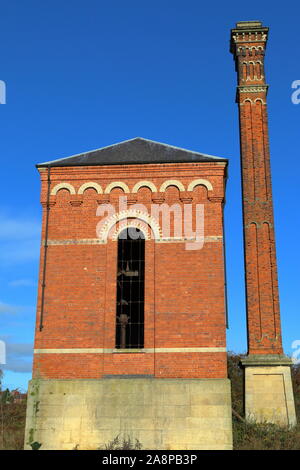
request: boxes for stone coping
[241,354,293,367]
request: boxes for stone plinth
[24,377,233,450]
[241,355,297,426]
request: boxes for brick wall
[33,161,228,379]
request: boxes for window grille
[115,228,145,348]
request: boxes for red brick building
[33,139,228,381]
[25,139,232,450]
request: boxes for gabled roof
[36,137,228,168]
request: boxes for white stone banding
[78,182,103,194]
[104,181,130,194]
[34,347,227,354]
[159,180,185,192]
[51,183,76,195]
[187,179,213,192]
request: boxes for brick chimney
[230,21,283,355]
[230,21,297,425]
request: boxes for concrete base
[24,378,233,450]
[241,355,297,427]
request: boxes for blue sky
[0,1,299,391]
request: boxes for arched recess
[78,182,103,194]
[112,220,151,241]
[241,98,254,105]
[104,182,130,194]
[132,181,157,193]
[51,183,76,195]
[254,98,266,105]
[159,179,185,193]
[187,179,213,192]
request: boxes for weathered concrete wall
[24,378,233,450]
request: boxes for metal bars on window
[115,228,145,348]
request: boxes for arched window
[116,228,145,348]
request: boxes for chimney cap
[230,21,269,53]
[235,20,263,29]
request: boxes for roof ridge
[37,137,142,166]
[136,138,226,160]
[36,137,228,167]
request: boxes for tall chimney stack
[230,21,297,425]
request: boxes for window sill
[112,348,145,353]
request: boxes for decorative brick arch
[241,98,254,105]
[159,179,185,193]
[98,209,161,243]
[187,179,213,192]
[132,180,157,193]
[104,181,130,194]
[111,220,151,241]
[78,182,103,194]
[51,183,76,195]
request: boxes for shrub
[102,435,142,450]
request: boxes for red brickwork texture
[231,25,283,354]
[33,162,228,379]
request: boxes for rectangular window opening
[115,228,145,348]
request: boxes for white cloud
[0,213,41,265]
[6,343,33,357]
[0,240,40,264]
[0,302,20,315]
[0,214,40,240]
[0,301,34,317]
[2,358,32,373]
[8,279,37,287]
[0,342,33,374]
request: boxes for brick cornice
[237,85,268,93]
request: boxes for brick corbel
[180,191,193,204]
[97,194,110,205]
[208,196,224,203]
[152,192,165,204]
[126,196,138,206]
[41,195,56,208]
[70,195,83,206]
[41,201,56,208]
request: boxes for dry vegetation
[0,370,27,450]
[228,352,300,450]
